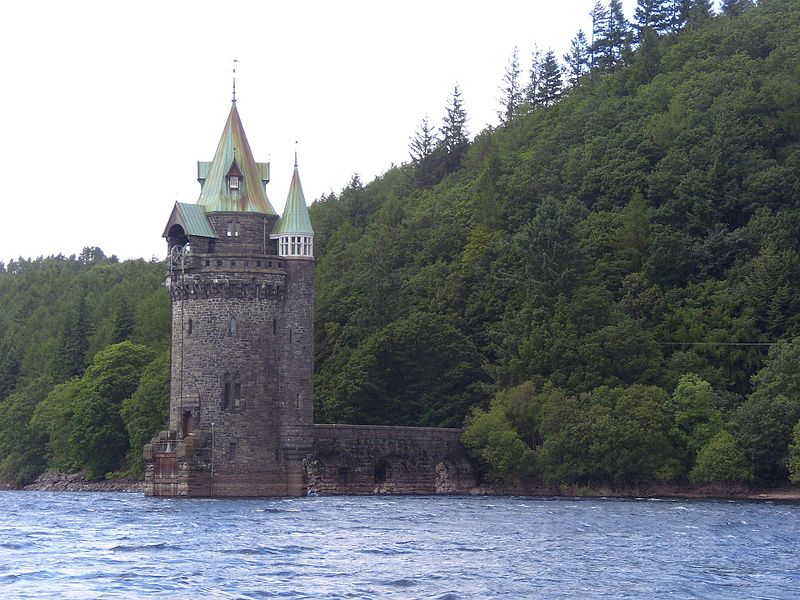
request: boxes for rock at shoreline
[22,471,143,493]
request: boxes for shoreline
[9,472,800,501]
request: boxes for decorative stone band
[167,273,286,302]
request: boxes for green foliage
[68,341,156,478]
[689,430,753,484]
[324,312,486,427]
[733,338,800,483]
[670,374,724,474]
[120,350,170,477]
[0,378,50,485]
[462,402,535,484]
[788,421,800,484]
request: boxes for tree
[615,191,649,272]
[498,47,523,125]
[635,0,671,36]
[733,339,800,483]
[120,350,169,477]
[524,45,544,111]
[564,30,589,87]
[68,341,156,478]
[0,378,49,485]
[0,339,20,402]
[687,0,714,27]
[589,1,609,73]
[439,84,469,174]
[670,374,723,475]
[111,296,135,344]
[536,50,563,107]
[788,421,800,484]
[689,430,753,484]
[409,115,440,188]
[51,296,91,383]
[462,402,535,484]
[721,0,753,18]
[604,0,631,69]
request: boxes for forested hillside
[2,0,800,489]
[0,250,169,484]
[309,0,800,486]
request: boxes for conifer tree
[409,115,440,188]
[667,0,691,31]
[111,296,135,344]
[564,30,590,87]
[589,1,609,73]
[439,84,469,174]
[721,0,753,18]
[635,0,671,37]
[52,297,91,383]
[536,50,564,106]
[687,0,714,27]
[524,45,544,111]
[498,47,523,125]
[606,0,631,68]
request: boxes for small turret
[270,156,314,258]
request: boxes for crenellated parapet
[166,271,286,302]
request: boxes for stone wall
[308,424,477,495]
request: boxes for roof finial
[294,140,298,168]
[232,58,238,103]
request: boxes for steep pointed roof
[271,165,314,236]
[196,103,276,214]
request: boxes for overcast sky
[1,0,642,263]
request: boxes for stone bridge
[308,424,478,495]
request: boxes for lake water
[0,492,798,598]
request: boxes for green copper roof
[271,166,314,236]
[196,103,276,215]
[162,202,218,238]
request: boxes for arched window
[187,318,193,335]
[229,316,237,336]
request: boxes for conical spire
[196,103,276,214]
[271,163,314,236]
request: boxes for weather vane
[294,140,298,167]
[232,58,238,103]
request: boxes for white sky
[0,0,640,263]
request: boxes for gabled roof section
[271,165,314,236]
[196,103,276,215]
[162,202,218,239]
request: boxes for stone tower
[144,101,315,497]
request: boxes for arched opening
[373,455,415,493]
[435,457,477,494]
[167,224,188,249]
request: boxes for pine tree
[606,0,631,68]
[524,45,544,111]
[721,0,753,17]
[51,297,91,382]
[589,1,609,73]
[687,0,714,27]
[667,0,691,31]
[111,296,135,344]
[564,30,590,87]
[439,84,469,174]
[536,50,564,106]
[498,47,523,125]
[409,115,440,188]
[635,0,671,37]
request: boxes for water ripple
[0,492,798,598]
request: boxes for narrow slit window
[188,319,193,335]
[229,316,237,336]
[234,383,241,408]
[229,442,237,461]
[223,373,231,409]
